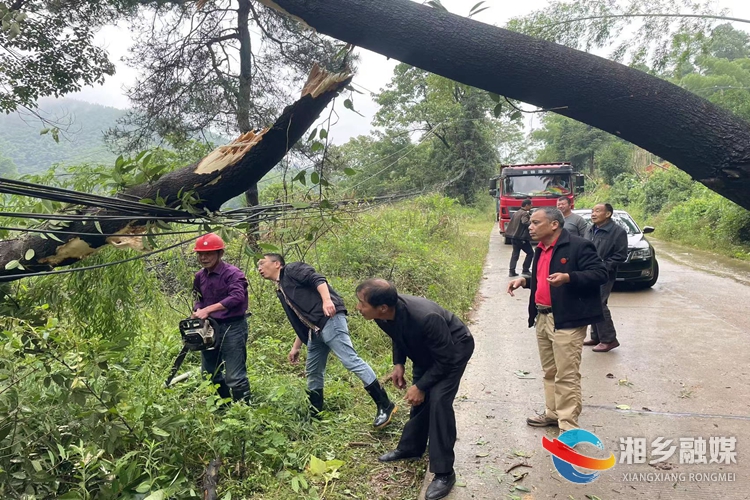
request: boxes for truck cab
[489,163,584,243]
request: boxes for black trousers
[509,239,533,272]
[397,337,474,474]
[591,277,617,344]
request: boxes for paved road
[432,230,750,500]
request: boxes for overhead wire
[0,237,199,283]
[0,177,191,217]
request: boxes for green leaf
[151,426,170,437]
[57,493,82,500]
[24,249,35,261]
[39,128,50,135]
[510,110,523,121]
[426,0,448,11]
[343,99,354,110]
[143,489,165,500]
[311,172,320,184]
[489,92,500,103]
[258,242,280,252]
[135,481,152,493]
[469,6,490,17]
[290,202,311,209]
[493,103,503,118]
[48,233,64,243]
[308,455,327,476]
[94,220,103,234]
[469,1,486,14]
[307,128,317,142]
[319,129,328,139]
[344,167,357,176]
[4,260,19,270]
[291,476,300,493]
[325,459,345,470]
[311,141,324,153]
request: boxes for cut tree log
[264,0,750,210]
[0,65,352,280]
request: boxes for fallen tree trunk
[0,65,352,280]
[264,0,750,210]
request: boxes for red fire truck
[489,163,585,243]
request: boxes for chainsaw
[164,317,219,387]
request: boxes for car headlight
[630,248,652,261]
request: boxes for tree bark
[0,66,352,280]
[264,0,750,210]
[237,0,261,248]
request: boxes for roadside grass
[0,195,493,500]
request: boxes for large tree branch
[263,0,750,210]
[0,65,353,280]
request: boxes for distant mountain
[0,98,127,175]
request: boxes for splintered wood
[193,130,268,176]
[107,225,147,251]
[301,63,352,98]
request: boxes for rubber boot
[364,381,397,429]
[231,385,251,404]
[308,388,324,417]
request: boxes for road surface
[426,230,750,500]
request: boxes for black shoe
[425,471,456,500]
[364,381,397,429]
[521,269,531,276]
[378,449,422,463]
[509,270,518,277]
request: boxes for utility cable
[0,178,191,217]
[0,237,199,283]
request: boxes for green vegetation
[0,194,493,499]
[577,168,750,260]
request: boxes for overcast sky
[70,0,750,145]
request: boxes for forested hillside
[0,99,125,174]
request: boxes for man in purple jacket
[192,233,251,403]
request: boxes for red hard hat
[194,233,225,252]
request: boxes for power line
[0,237,199,283]
[0,177,191,217]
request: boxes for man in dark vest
[355,279,474,500]
[257,254,396,429]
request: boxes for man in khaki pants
[508,207,608,431]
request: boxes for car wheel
[645,260,659,288]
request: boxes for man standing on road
[256,254,396,429]
[192,233,251,403]
[355,279,474,500]
[557,196,588,237]
[507,208,608,431]
[584,203,628,353]
[507,198,533,277]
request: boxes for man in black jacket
[257,254,396,429]
[508,207,608,431]
[355,279,474,500]
[584,203,628,352]
[506,198,533,277]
